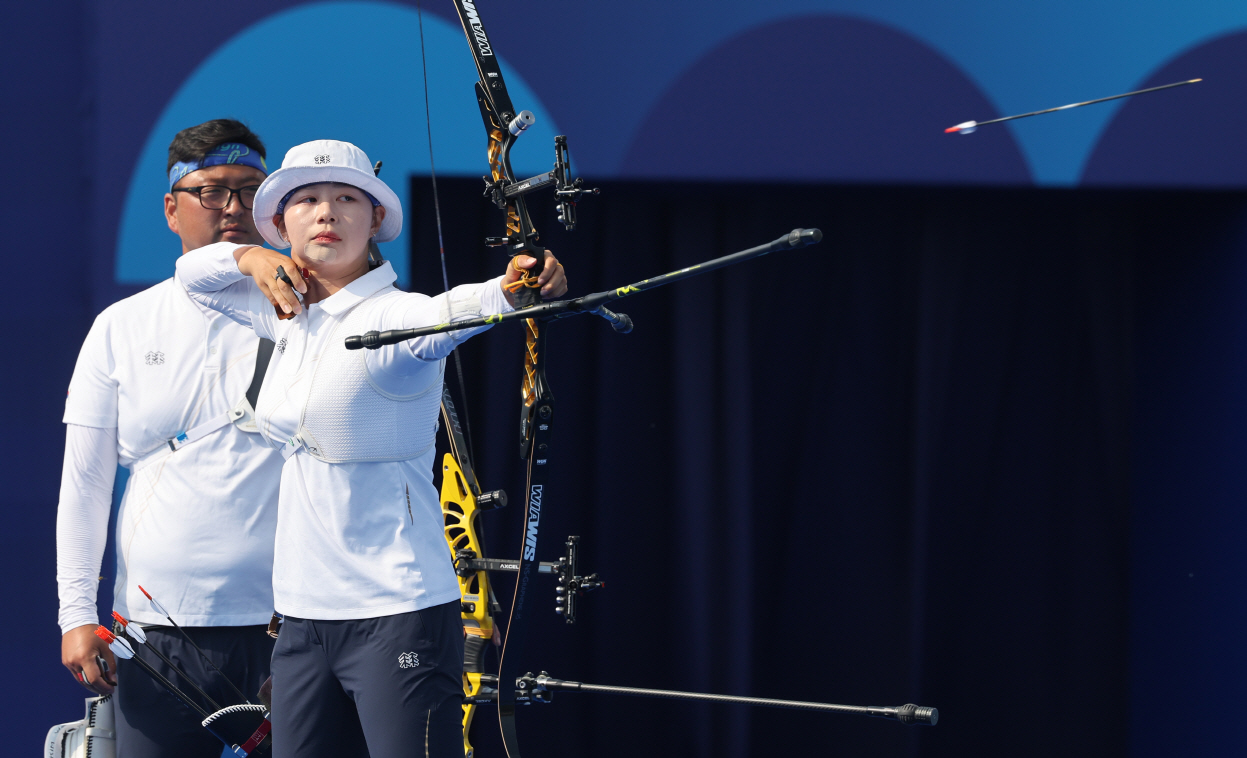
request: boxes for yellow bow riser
[440,452,495,758]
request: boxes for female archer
[175,139,566,756]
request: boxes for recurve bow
[388,4,932,756]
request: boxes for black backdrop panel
[404,177,1151,757]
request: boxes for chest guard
[293,299,444,463]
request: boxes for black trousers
[115,624,274,758]
[270,602,464,758]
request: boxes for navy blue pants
[116,624,274,758]
[270,602,464,758]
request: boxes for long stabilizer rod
[345,228,823,350]
[474,671,938,726]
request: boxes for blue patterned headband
[168,142,268,189]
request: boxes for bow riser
[442,455,496,639]
[476,90,548,306]
[455,5,549,309]
[440,451,496,758]
[443,3,589,755]
[519,319,546,456]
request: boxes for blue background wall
[7,1,1247,755]
[92,0,1247,292]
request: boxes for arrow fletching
[112,611,148,644]
[945,121,977,135]
[138,585,170,617]
[94,626,135,659]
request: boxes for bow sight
[455,535,603,624]
[483,133,599,246]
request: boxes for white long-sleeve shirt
[57,424,118,632]
[58,279,284,632]
[175,242,513,619]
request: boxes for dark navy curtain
[408,179,1173,757]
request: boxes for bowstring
[418,0,477,469]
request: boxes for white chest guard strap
[131,339,274,473]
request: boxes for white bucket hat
[252,139,402,249]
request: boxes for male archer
[57,119,284,757]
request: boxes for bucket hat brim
[252,163,402,250]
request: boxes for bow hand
[503,251,568,307]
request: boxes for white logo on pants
[398,652,420,669]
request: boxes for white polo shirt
[175,242,514,620]
[59,278,284,629]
